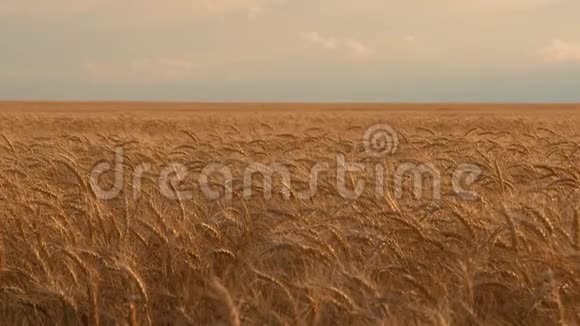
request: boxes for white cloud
[344,39,371,59]
[303,32,338,50]
[85,57,195,83]
[540,39,580,63]
[303,32,371,60]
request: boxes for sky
[0,0,579,102]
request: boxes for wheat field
[0,103,579,325]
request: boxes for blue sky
[1,0,579,102]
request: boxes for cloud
[344,39,370,55]
[540,39,580,63]
[303,32,338,50]
[303,32,371,60]
[344,39,371,58]
[85,57,195,83]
